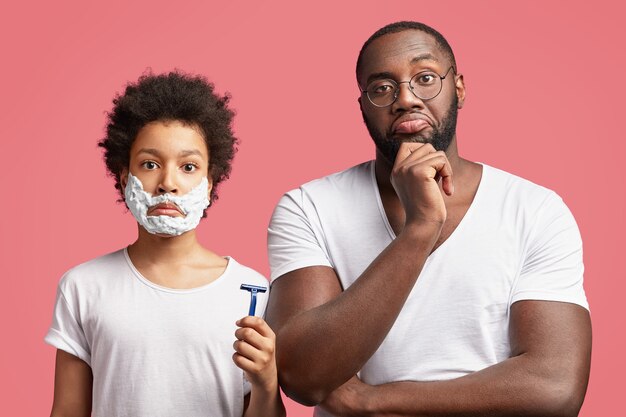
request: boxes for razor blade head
[240,284,268,316]
[240,284,268,293]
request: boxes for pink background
[1,1,624,415]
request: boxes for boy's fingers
[232,352,256,371]
[233,339,264,360]
[236,316,276,339]
[233,343,273,371]
[235,326,275,352]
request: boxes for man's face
[358,30,465,165]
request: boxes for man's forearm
[373,358,583,416]
[333,355,585,417]
[327,302,591,417]
[272,224,440,404]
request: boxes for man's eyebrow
[411,53,439,64]
[364,54,441,85]
[366,72,395,85]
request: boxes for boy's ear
[207,177,213,202]
[120,169,129,189]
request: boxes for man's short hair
[356,21,457,83]
[98,71,238,206]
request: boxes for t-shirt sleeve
[267,190,332,282]
[44,276,92,365]
[511,192,589,309]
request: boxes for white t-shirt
[268,161,588,416]
[45,248,269,417]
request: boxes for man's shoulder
[483,164,560,205]
[287,161,373,199]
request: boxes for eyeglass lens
[366,70,444,107]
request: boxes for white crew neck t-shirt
[45,248,269,417]
[268,161,588,416]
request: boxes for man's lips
[148,203,183,216]
[392,114,431,134]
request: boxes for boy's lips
[148,202,183,216]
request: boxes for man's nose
[392,81,424,112]
[157,167,178,194]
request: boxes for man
[266,21,591,416]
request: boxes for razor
[240,284,268,316]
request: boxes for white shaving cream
[124,172,210,236]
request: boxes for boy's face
[122,120,212,218]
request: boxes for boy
[46,71,285,417]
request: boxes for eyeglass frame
[359,66,456,108]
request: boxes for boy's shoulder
[225,257,268,287]
[59,248,127,288]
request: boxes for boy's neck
[127,226,228,289]
[129,226,204,266]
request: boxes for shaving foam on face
[124,172,210,236]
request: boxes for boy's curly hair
[98,71,238,207]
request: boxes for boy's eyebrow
[178,149,204,157]
[136,148,161,157]
[136,148,204,157]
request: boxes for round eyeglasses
[360,66,456,107]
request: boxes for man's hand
[391,142,453,228]
[233,316,278,392]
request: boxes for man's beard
[363,96,458,164]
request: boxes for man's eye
[371,82,395,95]
[183,164,197,172]
[416,74,436,85]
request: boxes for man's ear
[455,73,466,109]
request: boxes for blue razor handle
[240,284,268,316]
